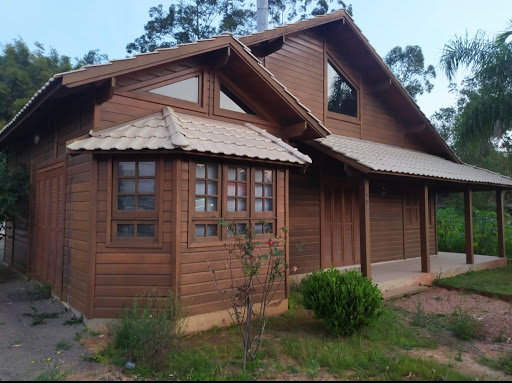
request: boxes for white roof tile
[316,135,512,186]
[68,106,311,165]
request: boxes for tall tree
[384,45,436,101]
[439,22,512,144]
[126,0,353,54]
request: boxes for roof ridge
[162,107,190,148]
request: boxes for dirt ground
[0,266,126,381]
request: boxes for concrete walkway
[373,252,507,293]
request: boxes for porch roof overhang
[67,106,312,166]
[311,134,512,188]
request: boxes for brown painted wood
[87,158,98,318]
[465,189,474,264]
[496,189,506,258]
[419,185,431,273]
[172,158,181,294]
[359,178,371,278]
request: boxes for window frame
[325,54,361,123]
[188,160,277,247]
[127,67,207,113]
[108,158,164,248]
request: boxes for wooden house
[1,11,510,331]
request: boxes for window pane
[264,199,273,211]
[118,196,135,210]
[118,179,135,194]
[264,184,273,197]
[238,198,247,212]
[207,224,217,237]
[264,223,273,234]
[255,199,263,212]
[227,182,236,196]
[228,167,236,181]
[119,162,136,177]
[195,197,206,211]
[207,165,218,179]
[255,169,263,183]
[255,184,263,197]
[238,168,247,181]
[118,224,135,237]
[255,223,263,234]
[195,224,206,237]
[227,198,236,212]
[138,179,155,194]
[139,162,156,177]
[327,61,358,117]
[220,84,256,115]
[237,223,247,235]
[196,164,206,178]
[138,196,155,210]
[149,76,199,103]
[264,170,273,183]
[237,183,247,197]
[207,181,217,195]
[137,224,155,238]
[207,197,217,211]
[196,181,206,195]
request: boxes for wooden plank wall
[178,161,287,317]
[289,170,321,276]
[370,193,405,262]
[92,158,174,318]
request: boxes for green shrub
[300,268,383,336]
[449,308,484,341]
[108,290,184,372]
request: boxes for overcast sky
[1,0,510,117]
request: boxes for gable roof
[240,10,460,164]
[67,106,311,165]
[313,135,512,187]
[0,34,329,143]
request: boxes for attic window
[149,76,199,103]
[327,60,358,118]
[220,83,256,115]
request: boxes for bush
[300,268,383,336]
[109,290,185,371]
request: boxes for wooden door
[322,182,356,268]
[34,163,65,297]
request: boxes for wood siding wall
[92,158,174,318]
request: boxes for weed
[88,330,101,337]
[480,353,512,375]
[82,350,105,363]
[494,329,507,343]
[107,289,184,372]
[434,296,441,301]
[286,365,299,374]
[412,300,428,328]
[30,284,52,301]
[35,366,68,381]
[56,339,72,351]
[0,322,5,325]
[63,315,83,326]
[23,306,59,326]
[74,332,82,342]
[449,308,484,341]
[306,359,320,379]
[455,352,463,362]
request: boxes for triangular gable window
[219,83,257,115]
[149,76,199,104]
[327,60,358,118]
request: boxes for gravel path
[0,266,123,381]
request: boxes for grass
[23,306,59,326]
[56,339,72,351]
[29,284,52,301]
[434,265,512,298]
[448,308,484,341]
[100,288,472,381]
[480,352,512,375]
[63,315,83,326]
[35,366,68,381]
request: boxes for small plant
[74,332,82,342]
[108,289,184,372]
[493,329,507,343]
[30,284,52,301]
[56,339,72,351]
[412,300,428,328]
[35,366,68,381]
[63,315,83,326]
[300,267,383,336]
[455,351,463,362]
[23,306,59,326]
[449,308,484,341]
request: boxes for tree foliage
[384,45,436,101]
[126,0,353,54]
[0,39,108,128]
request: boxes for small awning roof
[314,135,512,187]
[67,106,311,165]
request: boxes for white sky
[0,0,510,118]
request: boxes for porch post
[464,188,474,264]
[419,184,431,273]
[359,178,371,278]
[496,189,506,258]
